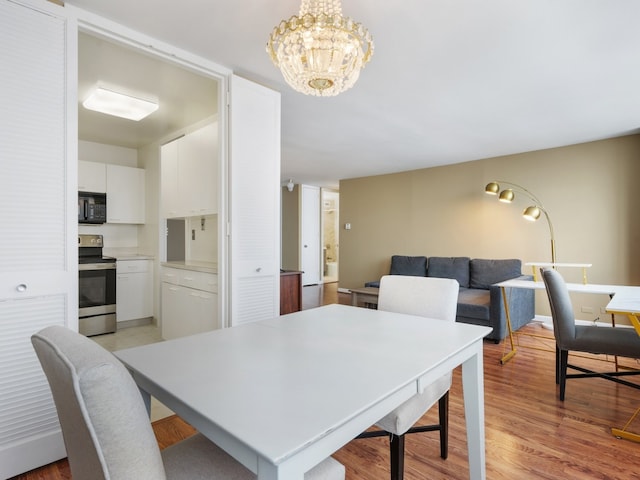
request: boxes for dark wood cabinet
[280,270,302,315]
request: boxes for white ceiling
[70,0,640,189]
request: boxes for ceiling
[70,0,640,189]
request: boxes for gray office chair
[540,268,640,401]
[31,325,345,480]
[356,275,459,480]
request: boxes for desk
[497,280,640,441]
[606,288,640,442]
[495,279,628,364]
[115,304,492,479]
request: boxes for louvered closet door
[0,0,74,477]
[229,75,281,326]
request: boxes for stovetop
[79,255,116,264]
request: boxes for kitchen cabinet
[78,160,106,192]
[161,266,218,340]
[161,123,217,218]
[78,162,145,224]
[116,259,153,322]
[106,164,145,224]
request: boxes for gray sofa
[365,255,535,342]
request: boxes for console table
[280,270,302,315]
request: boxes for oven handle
[79,262,116,271]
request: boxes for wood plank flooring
[12,282,640,479]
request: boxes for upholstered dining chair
[31,325,345,480]
[356,275,459,480]
[540,268,640,401]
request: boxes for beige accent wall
[339,134,640,321]
[281,184,300,270]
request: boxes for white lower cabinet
[162,267,218,340]
[116,259,153,322]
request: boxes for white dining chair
[356,275,459,480]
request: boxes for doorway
[322,189,339,283]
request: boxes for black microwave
[78,192,107,224]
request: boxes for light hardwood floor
[13,282,640,479]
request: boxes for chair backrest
[31,326,167,480]
[540,268,576,348]
[378,275,459,322]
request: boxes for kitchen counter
[103,248,154,261]
[162,260,217,274]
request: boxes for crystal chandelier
[266,0,374,97]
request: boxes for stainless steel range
[78,234,116,336]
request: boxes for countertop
[103,248,154,261]
[162,260,218,274]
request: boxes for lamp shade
[485,182,500,195]
[523,206,541,221]
[498,189,515,203]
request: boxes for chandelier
[266,0,374,97]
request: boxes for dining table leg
[461,341,487,480]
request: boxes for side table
[349,287,379,308]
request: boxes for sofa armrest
[489,274,535,340]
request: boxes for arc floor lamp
[484,181,556,264]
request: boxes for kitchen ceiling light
[82,87,158,121]
[266,0,374,97]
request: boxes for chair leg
[390,433,405,480]
[438,392,449,459]
[559,349,568,401]
[555,344,560,385]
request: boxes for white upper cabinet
[78,160,106,192]
[106,164,145,224]
[161,123,218,218]
[78,161,145,224]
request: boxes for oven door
[79,262,116,317]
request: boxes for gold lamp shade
[498,189,515,203]
[484,182,500,195]
[522,206,541,221]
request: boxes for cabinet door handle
[256,267,262,273]
[16,284,27,292]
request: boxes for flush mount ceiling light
[82,87,159,121]
[266,0,374,97]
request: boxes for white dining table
[114,304,493,479]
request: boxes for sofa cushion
[427,257,470,288]
[457,288,490,320]
[469,258,522,289]
[389,255,428,277]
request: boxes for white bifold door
[228,75,281,326]
[0,0,76,477]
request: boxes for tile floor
[91,324,174,421]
